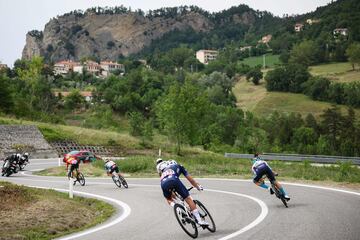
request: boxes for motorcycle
[1,159,19,177]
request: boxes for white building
[196,50,218,64]
[294,23,304,32]
[100,61,125,77]
[333,28,348,37]
[54,60,79,75]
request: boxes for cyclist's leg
[253,170,270,190]
[267,169,289,197]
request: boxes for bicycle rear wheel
[112,175,122,188]
[173,203,198,238]
[194,200,216,232]
[77,172,86,186]
[119,175,128,188]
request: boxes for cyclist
[104,159,124,178]
[252,153,290,201]
[66,156,80,180]
[156,158,209,226]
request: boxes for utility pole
[263,54,266,69]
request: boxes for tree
[302,76,331,100]
[246,67,263,85]
[320,106,344,152]
[289,40,318,66]
[346,43,360,70]
[156,82,209,154]
[64,90,85,110]
[0,75,13,113]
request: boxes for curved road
[2,158,360,240]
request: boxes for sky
[0,0,332,67]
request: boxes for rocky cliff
[22,11,216,62]
[22,6,263,62]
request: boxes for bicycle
[111,171,128,188]
[172,187,216,238]
[68,168,85,186]
[263,174,288,208]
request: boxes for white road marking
[28,185,131,240]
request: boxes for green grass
[240,54,280,68]
[232,77,360,118]
[310,62,360,83]
[0,116,140,147]
[0,181,114,240]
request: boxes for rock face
[22,11,215,62]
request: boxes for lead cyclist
[156,158,209,226]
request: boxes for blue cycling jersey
[160,163,189,181]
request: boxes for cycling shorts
[253,163,276,183]
[69,162,79,172]
[109,165,119,174]
[161,177,189,200]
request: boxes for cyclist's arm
[185,175,200,189]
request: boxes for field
[310,62,360,83]
[240,54,280,68]
[0,181,114,240]
[233,77,360,118]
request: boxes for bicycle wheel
[77,172,86,186]
[119,175,128,188]
[272,184,288,208]
[173,203,198,238]
[112,175,122,188]
[194,200,216,232]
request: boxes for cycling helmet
[24,153,29,157]
[156,161,168,173]
[156,158,163,165]
[16,153,21,159]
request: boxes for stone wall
[0,125,58,159]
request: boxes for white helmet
[24,153,29,157]
[16,153,21,159]
[156,161,168,173]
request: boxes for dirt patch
[0,182,114,240]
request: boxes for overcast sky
[0,0,332,66]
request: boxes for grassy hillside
[240,54,280,68]
[233,77,360,118]
[310,62,360,83]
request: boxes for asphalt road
[2,158,360,240]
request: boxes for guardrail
[224,153,360,165]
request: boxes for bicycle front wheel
[173,203,198,238]
[112,175,122,188]
[194,200,216,232]
[77,172,86,186]
[119,175,128,188]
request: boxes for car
[63,150,101,163]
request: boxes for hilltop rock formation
[22,10,216,62]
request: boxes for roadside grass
[36,154,360,184]
[310,62,360,83]
[240,54,280,68]
[0,181,114,240]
